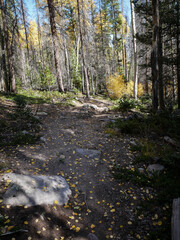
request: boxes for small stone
[22,130,29,135]
[130,141,137,146]
[147,164,164,173]
[88,233,99,240]
[138,168,144,173]
[33,116,40,120]
[164,136,177,147]
[76,148,101,159]
[64,129,75,135]
[104,134,110,138]
[59,155,65,160]
[36,112,48,116]
[40,137,46,143]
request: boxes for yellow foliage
[107,74,144,99]
[19,26,26,49]
[107,74,126,99]
[28,20,39,47]
[118,13,130,36]
[138,82,144,97]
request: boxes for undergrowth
[110,96,180,240]
[107,111,180,140]
[113,164,180,240]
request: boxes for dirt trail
[0,98,138,240]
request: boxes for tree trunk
[64,41,71,90]
[151,0,159,111]
[35,0,44,67]
[158,25,164,110]
[130,0,138,99]
[21,49,26,87]
[0,0,16,93]
[20,0,33,86]
[0,24,9,91]
[77,0,89,97]
[145,0,149,94]
[47,0,64,92]
[91,69,95,95]
[177,0,180,109]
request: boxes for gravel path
[0,100,141,240]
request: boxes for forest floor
[0,93,178,240]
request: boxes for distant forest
[0,0,179,110]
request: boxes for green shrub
[118,95,135,113]
[116,119,141,134]
[13,95,27,110]
[11,133,39,146]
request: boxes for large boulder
[2,173,71,206]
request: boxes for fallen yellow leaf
[8,226,14,231]
[76,227,80,232]
[91,224,95,229]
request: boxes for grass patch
[104,128,119,136]
[11,133,39,146]
[0,89,80,105]
[130,144,143,152]
[113,168,150,186]
[0,133,40,147]
[0,162,7,170]
[108,110,180,140]
[0,93,41,147]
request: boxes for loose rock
[36,112,48,116]
[22,130,29,135]
[76,148,101,159]
[63,129,75,135]
[147,164,164,173]
[40,137,46,143]
[164,136,178,147]
[88,233,99,240]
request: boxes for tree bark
[47,0,64,92]
[177,0,180,109]
[151,0,159,111]
[20,0,33,86]
[64,41,71,90]
[77,0,89,97]
[130,0,138,99]
[0,24,9,91]
[0,0,16,93]
[158,25,164,110]
[145,0,149,94]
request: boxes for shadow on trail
[0,200,112,240]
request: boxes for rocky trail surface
[0,98,146,240]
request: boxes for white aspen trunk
[91,69,95,95]
[21,49,26,87]
[64,43,71,90]
[77,0,89,97]
[130,0,138,100]
[76,35,80,73]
